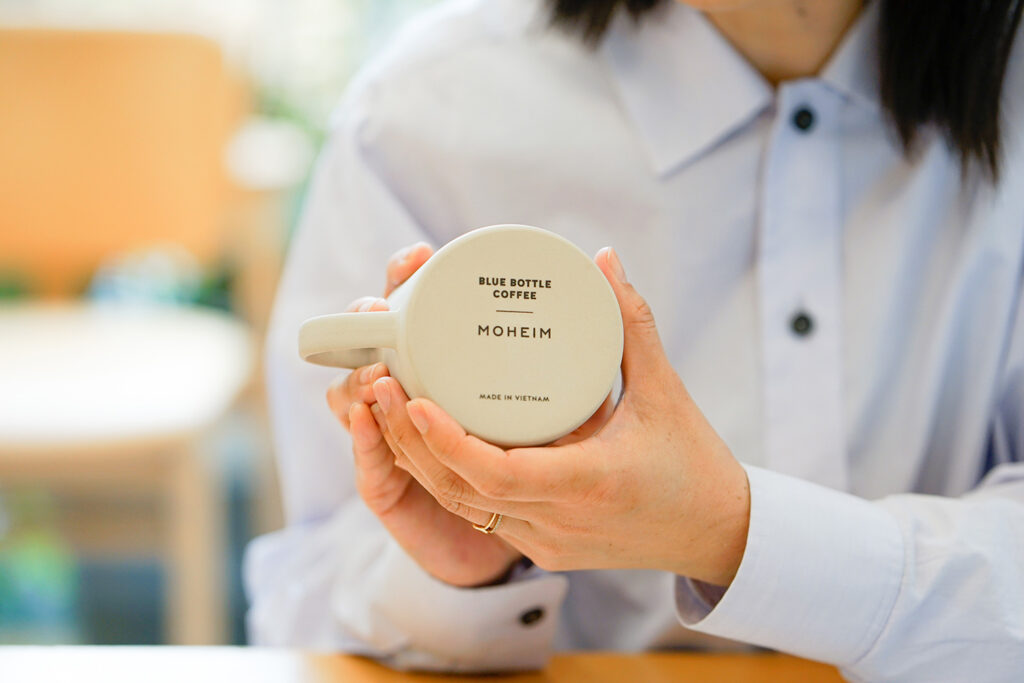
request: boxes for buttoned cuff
[675,465,904,666]
[362,540,568,672]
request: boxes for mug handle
[299,311,399,369]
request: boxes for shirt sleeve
[676,281,1024,681]
[242,91,569,671]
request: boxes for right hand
[326,243,523,587]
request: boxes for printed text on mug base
[479,394,551,402]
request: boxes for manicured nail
[407,401,429,434]
[358,365,373,383]
[396,243,416,265]
[373,378,391,411]
[607,247,627,283]
[369,362,387,381]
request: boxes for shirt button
[790,312,814,337]
[792,106,815,132]
[519,607,545,626]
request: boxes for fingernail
[358,365,373,383]
[607,247,627,283]
[407,401,429,434]
[396,243,415,265]
[369,362,387,381]
[373,378,391,411]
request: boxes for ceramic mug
[299,224,623,446]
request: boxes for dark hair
[548,0,1023,180]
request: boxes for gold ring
[472,512,503,534]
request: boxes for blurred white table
[0,302,253,644]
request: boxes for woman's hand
[325,242,434,430]
[326,243,522,587]
[370,247,751,587]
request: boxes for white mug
[299,224,623,446]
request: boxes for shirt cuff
[350,539,568,672]
[675,464,905,666]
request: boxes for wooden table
[0,647,843,682]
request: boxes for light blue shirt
[245,0,1024,679]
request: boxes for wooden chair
[0,29,254,644]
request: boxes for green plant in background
[86,246,238,313]
[0,490,81,644]
[0,271,32,300]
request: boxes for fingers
[346,296,389,313]
[326,293,392,429]
[372,401,500,532]
[349,401,406,514]
[595,247,668,391]
[385,242,433,297]
[404,397,517,501]
[326,363,389,429]
[372,377,528,519]
[350,402,390,482]
[406,398,594,503]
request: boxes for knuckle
[435,433,469,465]
[328,371,363,407]
[437,494,468,518]
[354,475,386,509]
[354,475,375,501]
[629,296,657,329]
[477,470,513,499]
[325,386,341,411]
[326,390,351,423]
[391,425,416,452]
[438,473,469,504]
[545,513,577,535]
[360,488,396,517]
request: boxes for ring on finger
[472,512,503,534]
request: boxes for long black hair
[549,1,1023,180]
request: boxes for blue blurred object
[87,246,202,305]
[0,491,81,644]
[87,246,235,312]
[77,559,164,645]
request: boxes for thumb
[596,247,666,388]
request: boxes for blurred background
[0,0,434,646]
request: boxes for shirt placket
[758,83,848,491]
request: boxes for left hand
[371,247,750,587]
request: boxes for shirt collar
[819,0,881,111]
[599,3,772,177]
[598,2,881,177]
